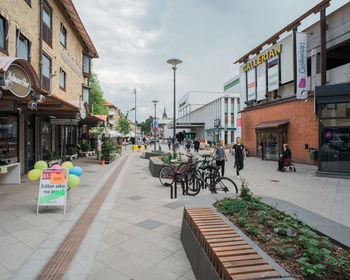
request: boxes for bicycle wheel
[214,177,238,193]
[181,172,202,196]
[159,166,175,186]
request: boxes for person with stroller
[278,143,291,171]
[232,137,246,179]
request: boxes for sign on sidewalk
[36,168,69,215]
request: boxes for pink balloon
[51,164,62,171]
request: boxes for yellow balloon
[34,160,48,171]
[28,169,41,181]
[68,174,80,187]
[62,161,73,170]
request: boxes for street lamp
[167,58,182,154]
[152,99,159,150]
[133,88,137,140]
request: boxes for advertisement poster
[247,68,256,101]
[296,32,308,99]
[256,62,266,101]
[267,56,279,92]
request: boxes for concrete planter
[144,152,167,159]
[148,157,167,177]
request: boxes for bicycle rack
[167,172,189,199]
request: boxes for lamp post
[167,58,182,154]
[133,88,137,140]
[152,100,159,150]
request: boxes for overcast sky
[74,0,347,122]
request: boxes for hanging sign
[4,64,32,97]
[37,168,68,215]
[267,57,279,92]
[247,68,256,101]
[296,32,308,99]
[256,62,266,101]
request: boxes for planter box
[47,159,61,167]
[65,154,78,161]
[149,157,166,177]
[144,152,167,159]
[79,151,96,157]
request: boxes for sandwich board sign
[37,168,69,215]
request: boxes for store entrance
[26,115,35,171]
[256,130,287,161]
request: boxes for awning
[205,128,218,132]
[251,119,289,129]
[168,122,204,129]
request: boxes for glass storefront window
[319,127,350,173]
[0,116,18,163]
[41,122,52,155]
[320,103,350,118]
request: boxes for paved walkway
[0,145,349,279]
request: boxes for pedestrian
[168,137,171,150]
[185,138,192,153]
[96,136,102,160]
[212,140,227,176]
[232,137,246,179]
[278,143,291,171]
[193,138,200,153]
[175,139,180,153]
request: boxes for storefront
[316,83,350,175]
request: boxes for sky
[73,0,348,122]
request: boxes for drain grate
[35,156,128,280]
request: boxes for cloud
[73,0,348,122]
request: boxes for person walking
[193,138,200,153]
[212,140,227,176]
[232,137,246,179]
[168,137,171,150]
[278,143,291,171]
[185,138,192,153]
[96,136,102,160]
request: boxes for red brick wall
[241,98,318,164]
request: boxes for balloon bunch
[27,160,83,188]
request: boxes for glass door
[26,115,35,170]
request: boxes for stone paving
[0,144,349,280]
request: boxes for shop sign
[37,169,68,214]
[0,166,8,174]
[214,119,221,127]
[243,44,281,72]
[247,68,256,101]
[0,100,16,112]
[296,32,308,99]
[267,56,279,92]
[4,64,31,97]
[50,119,79,125]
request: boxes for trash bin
[309,148,318,160]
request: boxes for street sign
[37,168,69,215]
[153,121,158,127]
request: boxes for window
[25,0,31,6]
[82,86,90,105]
[59,68,66,90]
[82,54,90,75]
[42,0,52,46]
[16,30,30,61]
[0,15,8,52]
[60,23,67,48]
[41,121,52,157]
[0,115,18,163]
[42,53,51,91]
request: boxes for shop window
[42,0,52,46]
[0,15,8,53]
[41,122,52,158]
[320,103,350,118]
[82,54,90,75]
[16,30,30,61]
[60,23,67,48]
[59,68,66,90]
[0,115,18,163]
[42,53,51,92]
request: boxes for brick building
[0,0,98,173]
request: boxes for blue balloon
[69,166,83,177]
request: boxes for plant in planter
[81,143,90,152]
[66,144,77,155]
[42,149,53,161]
[214,183,350,280]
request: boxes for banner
[267,57,279,92]
[256,62,266,101]
[296,32,308,99]
[247,68,256,101]
[240,65,247,109]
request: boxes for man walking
[232,137,246,179]
[212,140,227,176]
[193,138,200,153]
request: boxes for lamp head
[167,58,182,66]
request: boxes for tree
[139,116,153,134]
[89,72,108,115]
[116,112,131,136]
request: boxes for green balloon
[34,161,48,171]
[28,169,41,181]
[62,161,74,170]
[68,174,80,187]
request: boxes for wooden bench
[184,207,283,280]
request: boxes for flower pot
[101,160,105,165]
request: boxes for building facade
[236,0,350,175]
[0,0,98,173]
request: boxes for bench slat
[232,270,280,280]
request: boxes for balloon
[34,161,48,171]
[68,174,80,187]
[28,169,41,181]
[62,161,73,170]
[51,164,62,171]
[69,166,83,177]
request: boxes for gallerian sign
[4,64,32,97]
